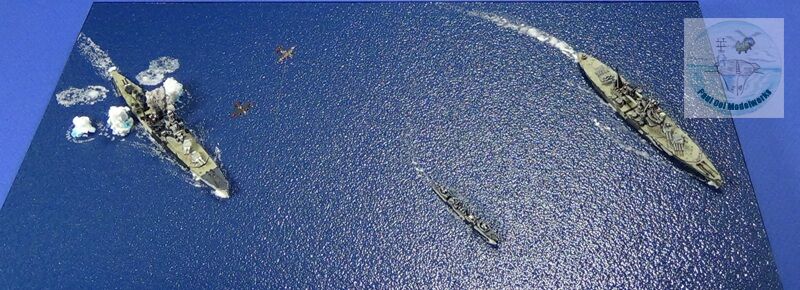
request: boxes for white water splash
[469,11,578,62]
[55,85,108,107]
[70,116,96,138]
[107,106,134,137]
[214,146,222,163]
[136,56,180,86]
[77,33,116,79]
[94,121,113,139]
[65,117,97,144]
[65,128,95,144]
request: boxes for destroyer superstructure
[109,67,230,198]
[577,53,723,188]
[426,179,500,246]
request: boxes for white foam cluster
[107,106,134,136]
[470,11,578,62]
[77,33,116,79]
[136,57,180,86]
[70,116,96,138]
[163,77,184,104]
[55,85,108,107]
[144,78,184,112]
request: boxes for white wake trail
[470,11,578,62]
[592,118,655,161]
[77,33,116,79]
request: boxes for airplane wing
[278,54,290,63]
[231,102,242,118]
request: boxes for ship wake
[469,11,578,62]
[563,79,656,162]
[126,123,222,190]
[591,117,700,181]
[126,124,199,185]
[592,118,656,161]
[77,33,116,80]
[412,161,431,182]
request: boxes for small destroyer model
[109,67,231,198]
[577,53,723,188]
[426,178,500,246]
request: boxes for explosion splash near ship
[577,53,724,188]
[109,67,230,198]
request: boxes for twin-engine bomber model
[109,67,231,198]
[577,53,724,188]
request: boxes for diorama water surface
[0,3,780,288]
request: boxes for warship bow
[109,67,231,198]
[577,53,723,188]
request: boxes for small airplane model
[276,45,296,64]
[231,101,253,118]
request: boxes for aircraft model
[276,45,296,64]
[231,101,253,118]
[726,30,761,54]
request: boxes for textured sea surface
[0,2,781,288]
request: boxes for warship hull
[577,53,723,188]
[109,68,230,198]
[429,182,499,246]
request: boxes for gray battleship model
[426,179,500,246]
[108,67,231,198]
[578,53,723,188]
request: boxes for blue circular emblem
[687,20,783,115]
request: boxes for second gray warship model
[427,179,500,246]
[577,53,723,188]
[109,67,231,198]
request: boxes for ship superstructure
[109,67,230,198]
[422,176,499,246]
[577,53,723,188]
